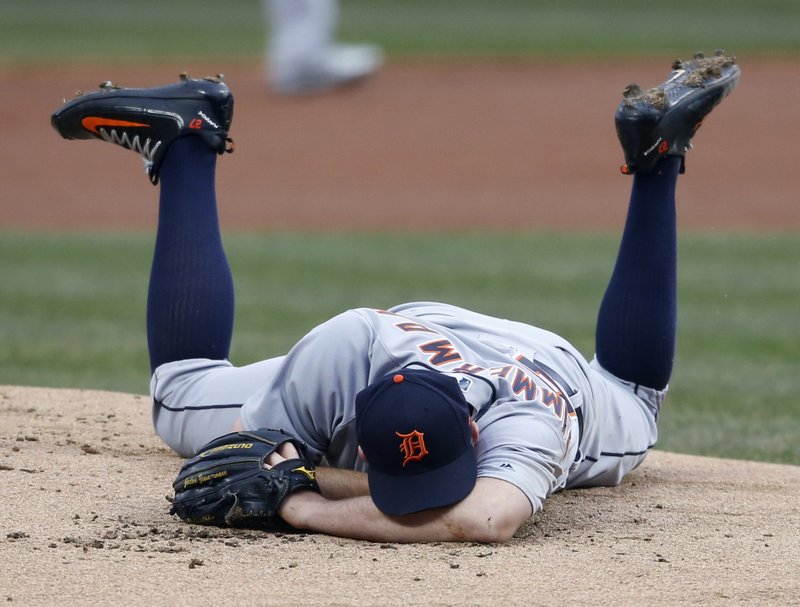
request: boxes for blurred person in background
[264,0,383,95]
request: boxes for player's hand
[264,440,301,467]
[168,428,319,527]
[263,440,317,526]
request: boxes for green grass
[2,0,797,470]
[1,0,798,64]
[1,231,798,465]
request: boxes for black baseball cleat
[615,50,740,175]
[51,74,234,184]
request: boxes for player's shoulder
[347,304,430,322]
[387,301,463,316]
[310,308,376,335]
[306,306,439,347]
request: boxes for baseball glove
[168,428,320,527]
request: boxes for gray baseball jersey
[152,302,663,513]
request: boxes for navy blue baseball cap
[355,369,477,516]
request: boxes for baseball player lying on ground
[51,51,739,543]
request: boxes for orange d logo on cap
[395,429,428,467]
[355,368,477,516]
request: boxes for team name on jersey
[377,310,577,431]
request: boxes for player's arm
[264,421,533,542]
[314,467,370,499]
[278,477,532,543]
[231,416,370,499]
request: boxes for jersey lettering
[381,311,576,435]
[418,339,463,366]
[395,321,437,334]
[515,354,577,432]
[451,363,487,374]
[515,354,576,397]
[540,387,564,420]
[511,368,538,401]
[488,365,513,379]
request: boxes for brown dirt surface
[2,385,799,606]
[2,58,798,231]
[2,60,799,605]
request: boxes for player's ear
[469,418,480,444]
[357,446,368,462]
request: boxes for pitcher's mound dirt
[2,385,798,605]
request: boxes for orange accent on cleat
[81,116,150,135]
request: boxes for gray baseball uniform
[152,301,663,513]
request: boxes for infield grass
[1,231,798,465]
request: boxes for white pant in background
[264,0,383,94]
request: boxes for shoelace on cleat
[97,127,161,164]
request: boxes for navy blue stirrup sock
[595,156,680,390]
[146,136,234,372]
